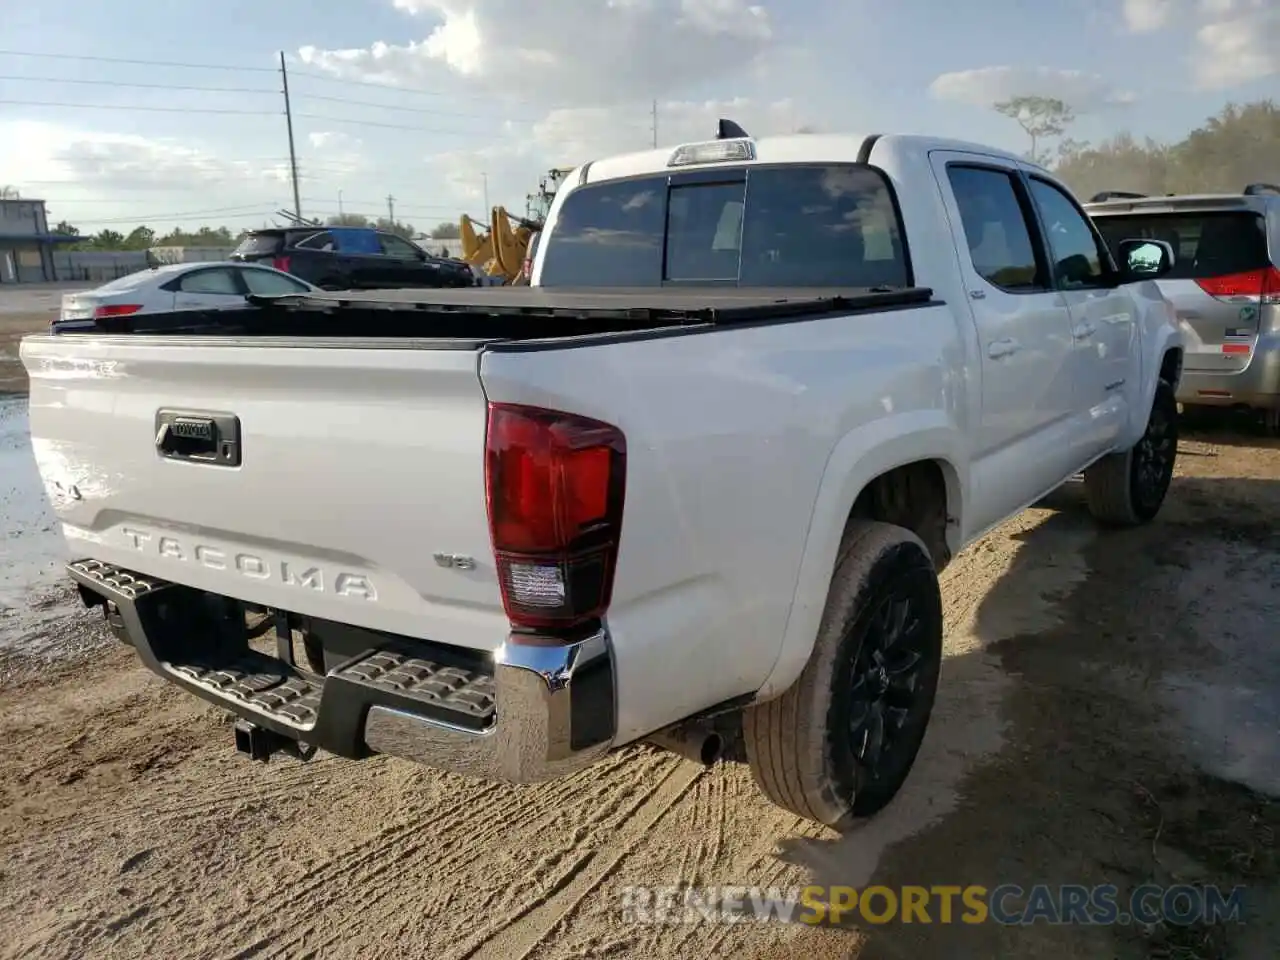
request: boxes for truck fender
[1119,291,1183,449]
[754,410,967,701]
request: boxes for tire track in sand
[214,749,674,958]
[454,758,705,960]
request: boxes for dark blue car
[230,226,474,290]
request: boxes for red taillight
[485,403,626,634]
[92,304,143,318]
[1195,266,1280,300]
[272,256,291,274]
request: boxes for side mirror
[1117,238,1174,282]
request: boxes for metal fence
[52,248,235,283]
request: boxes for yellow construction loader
[459,206,540,284]
[458,168,572,284]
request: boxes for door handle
[987,338,1020,359]
[1073,321,1097,340]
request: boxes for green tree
[1054,99,1279,199]
[429,221,461,240]
[91,229,126,250]
[51,220,80,237]
[327,213,372,227]
[994,95,1075,165]
[375,217,416,239]
[124,225,156,250]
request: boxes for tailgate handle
[155,410,242,467]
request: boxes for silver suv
[1085,184,1280,433]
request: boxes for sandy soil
[0,319,1277,957]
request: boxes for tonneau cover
[251,285,934,324]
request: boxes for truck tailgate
[20,335,506,650]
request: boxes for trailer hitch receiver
[233,720,317,763]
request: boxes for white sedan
[57,261,318,329]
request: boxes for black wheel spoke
[886,650,921,678]
[885,705,910,731]
[858,702,886,770]
[847,587,934,783]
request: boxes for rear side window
[739,166,908,287]
[539,181,665,285]
[946,166,1044,291]
[178,269,240,294]
[294,231,336,251]
[232,233,283,256]
[1093,212,1270,280]
[240,268,311,295]
[379,234,422,258]
[538,164,909,288]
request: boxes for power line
[0,98,277,116]
[0,99,532,134]
[72,210,280,226]
[0,48,557,109]
[294,91,537,122]
[299,196,459,211]
[51,202,273,218]
[0,49,277,73]
[288,68,552,109]
[292,112,521,135]
[0,74,277,95]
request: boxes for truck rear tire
[743,520,943,830]
[1083,378,1178,526]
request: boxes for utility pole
[279,51,302,221]
[651,100,658,148]
[386,194,395,223]
[338,190,344,217]
[481,172,489,212]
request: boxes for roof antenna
[716,118,749,140]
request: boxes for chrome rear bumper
[68,559,616,783]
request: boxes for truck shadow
[1179,406,1280,450]
[764,472,1280,960]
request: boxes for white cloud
[426,96,802,209]
[1122,0,1176,32]
[296,0,774,106]
[1115,0,1279,89]
[928,66,1136,112]
[1193,3,1279,88]
[1,120,293,193]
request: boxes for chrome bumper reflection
[363,629,616,783]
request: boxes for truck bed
[63,285,935,341]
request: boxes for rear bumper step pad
[68,559,615,782]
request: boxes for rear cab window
[1092,210,1271,281]
[539,164,910,288]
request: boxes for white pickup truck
[21,128,1183,829]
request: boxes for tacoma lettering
[118,527,376,599]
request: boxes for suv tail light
[485,403,626,635]
[92,304,143,318]
[1195,266,1280,303]
[272,256,292,274]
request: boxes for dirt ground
[1,305,1277,958]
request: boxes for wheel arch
[754,411,967,701]
[1121,293,1184,448]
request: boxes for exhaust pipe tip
[699,731,724,766]
[647,725,724,767]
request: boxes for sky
[0,0,1277,236]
